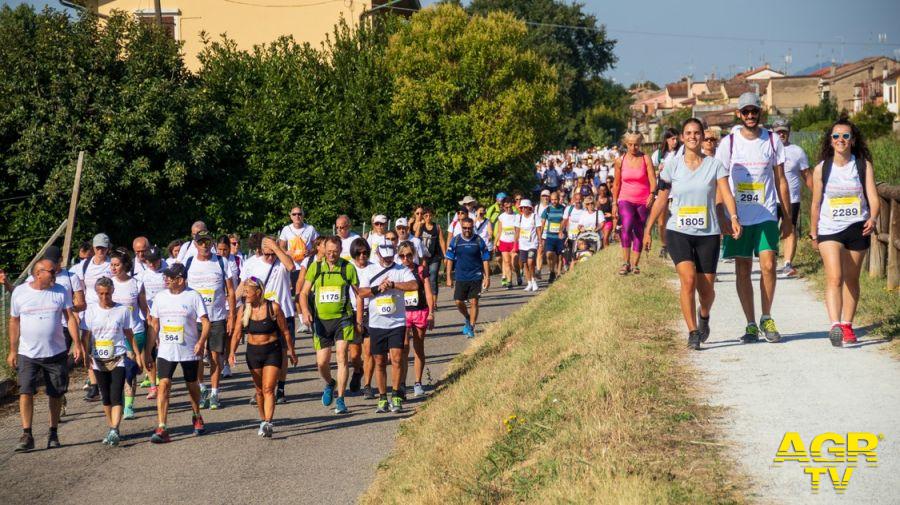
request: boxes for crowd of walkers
[1,92,881,452]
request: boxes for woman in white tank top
[809,119,880,347]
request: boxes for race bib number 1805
[736,182,765,204]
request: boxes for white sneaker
[531,281,539,291]
[257,421,266,437]
[221,364,232,378]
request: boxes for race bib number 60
[375,296,395,315]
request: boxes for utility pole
[61,151,85,269]
[154,0,162,26]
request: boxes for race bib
[677,206,708,229]
[830,196,862,222]
[161,325,185,345]
[501,226,515,241]
[375,296,395,315]
[736,182,765,204]
[318,286,342,304]
[548,222,560,233]
[404,290,419,308]
[197,288,215,306]
[94,339,114,358]
[264,291,276,301]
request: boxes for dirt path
[0,274,537,505]
[688,260,899,504]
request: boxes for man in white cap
[394,218,425,263]
[74,233,113,401]
[367,214,389,250]
[771,118,811,277]
[458,195,478,219]
[715,92,792,344]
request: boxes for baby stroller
[574,231,601,264]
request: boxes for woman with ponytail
[229,277,296,438]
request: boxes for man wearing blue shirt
[445,218,491,338]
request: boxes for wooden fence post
[888,198,900,291]
[869,193,889,278]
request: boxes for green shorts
[124,331,146,353]
[313,317,355,351]
[722,221,779,259]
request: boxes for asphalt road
[0,273,538,505]
[687,260,899,504]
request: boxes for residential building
[883,69,900,131]
[766,76,821,114]
[70,0,420,71]
[814,56,898,112]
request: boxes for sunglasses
[831,133,852,140]
[374,222,386,226]
[397,253,413,259]
[291,212,303,216]
[230,241,238,245]
[739,108,760,116]
[336,225,349,229]
[461,227,474,231]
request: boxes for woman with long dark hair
[652,128,683,260]
[809,118,880,347]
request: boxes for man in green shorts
[299,236,359,414]
[715,92,793,343]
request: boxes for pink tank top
[619,154,651,204]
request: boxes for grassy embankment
[363,250,743,504]
[794,135,900,353]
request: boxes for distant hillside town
[630,56,900,139]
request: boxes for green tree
[852,103,895,140]
[790,98,840,132]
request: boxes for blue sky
[10,0,900,86]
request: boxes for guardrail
[868,183,900,290]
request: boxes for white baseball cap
[519,199,533,208]
[372,214,388,224]
[395,218,409,228]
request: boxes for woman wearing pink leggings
[612,132,656,274]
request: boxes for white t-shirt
[150,288,207,362]
[279,223,319,268]
[25,269,83,326]
[75,257,112,306]
[367,232,387,250]
[516,213,540,250]
[339,232,361,260]
[715,127,786,225]
[137,268,167,309]
[10,283,73,359]
[111,277,145,334]
[80,303,132,366]
[132,258,167,276]
[359,263,415,330]
[577,209,605,233]
[782,144,810,204]
[496,213,518,244]
[240,255,295,317]
[349,260,374,312]
[564,206,586,236]
[186,257,235,322]
[474,219,493,251]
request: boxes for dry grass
[362,249,745,504]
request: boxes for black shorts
[246,341,283,369]
[518,249,537,263]
[290,269,300,296]
[95,366,126,407]
[818,221,870,251]
[156,357,200,383]
[667,230,721,274]
[777,202,801,232]
[17,351,69,397]
[199,320,228,354]
[368,326,405,356]
[454,280,482,301]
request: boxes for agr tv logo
[773,432,882,493]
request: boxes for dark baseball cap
[42,245,62,264]
[144,246,162,262]
[193,230,213,243]
[162,263,187,279]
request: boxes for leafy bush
[852,103,895,140]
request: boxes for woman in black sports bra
[228,277,297,438]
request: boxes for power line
[0,188,71,204]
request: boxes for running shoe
[147,386,158,400]
[740,323,760,344]
[828,324,844,347]
[463,323,475,339]
[760,317,781,343]
[375,398,389,413]
[397,386,407,402]
[322,382,335,407]
[349,372,362,393]
[275,388,286,404]
[500,278,509,288]
[123,405,135,420]
[150,427,170,444]
[687,330,702,351]
[262,422,274,438]
[334,397,348,414]
[82,378,91,390]
[840,324,858,345]
[46,432,60,449]
[257,421,266,437]
[15,433,34,452]
[390,395,403,413]
[209,392,220,410]
[139,376,152,388]
[548,272,557,284]
[107,429,120,447]
[413,383,425,397]
[782,263,798,278]
[199,386,210,409]
[192,414,206,436]
[101,431,112,446]
[659,246,668,259]
[221,364,232,378]
[516,274,523,286]
[84,384,100,402]
[363,386,376,400]
[697,310,711,343]
[249,395,258,406]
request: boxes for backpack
[184,255,228,293]
[821,156,868,207]
[310,258,354,317]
